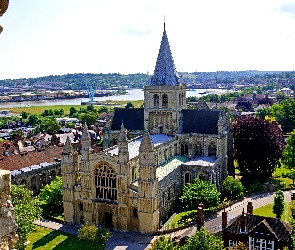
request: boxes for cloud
[277,2,295,18]
[119,25,153,36]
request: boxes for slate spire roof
[151,22,179,86]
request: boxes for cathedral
[61,23,234,234]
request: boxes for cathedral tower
[144,22,186,135]
[138,131,159,233]
[61,136,79,223]
[116,123,130,230]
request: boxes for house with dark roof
[222,202,292,249]
[61,22,234,234]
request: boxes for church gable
[180,109,221,134]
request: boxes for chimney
[240,209,246,234]
[222,209,227,230]
[197,203,204,230]
[247,202,253,214]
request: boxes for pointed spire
[118,122,128,143]
[151,22,179,86]
[139,131,154,152]
[81,123,90,141]
[62,136,73,155]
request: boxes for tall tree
[38,176,63,214]
[233,117,284,183]
[273,190,285,219]
[222,176,244,200]
[78,223,112,250]
[282,130,295,170]
[11,185,42,250]
[150,235,175,250]
[181,227,224,250]
[180,179,220,210]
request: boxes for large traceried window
[154,94,159,107]
[94,162,117,200]
[162,94,168,107]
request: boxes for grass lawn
[8,100,144,115]
[26,226,97,250]
[253,202,292,222]
[168,210,197,229]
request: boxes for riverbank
[8,100,144,115]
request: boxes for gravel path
[34,190,293,249]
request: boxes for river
[0,88,228,108]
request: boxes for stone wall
[158,165,182,223]
[0,170,18,250]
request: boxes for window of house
[162,94,168,107]
[228,240,238,247]
[94,162,117,200]
[208,144,217,157]
[154,94,159,107]
[248,237,274,250]
[162,192,165,207]
[168,188,170,200]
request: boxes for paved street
[34,190,293,249]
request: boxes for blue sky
[1,0,295,80]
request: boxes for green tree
[233,117,284,184]
[150,235,175,250]
[222,176,244,200]
[78,223,112,250]
[20,111,28,119]
[28,114,41,126]
[38,176,63,214]
[181,227,223,250]
[80,113,97,127]
[37,118,61,135]
[273,190,285,219]
[9,129,25,141]
[70,107,77,117]
[125,102,134,108]
[282,130,295,170]
[288,169,295,185]
[11,185,42,250]
[180,179,220,210]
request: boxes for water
[0,88,227,108]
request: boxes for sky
[1,0,295,80]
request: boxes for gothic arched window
[184,172,192,184]
[94,162,117,200]
[195,143,202,156]
[208,144,217,157]
[154,94,159,107]
[162,94,168,108]
[181,142,188,156]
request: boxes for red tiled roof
[0,146,63,171]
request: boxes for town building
[222,202,292,250]
[61,23,234,234]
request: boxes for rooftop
[107,134,173,159]
[157,156,188,181]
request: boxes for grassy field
[253,202,292,222]
[26,226,96,250]
[8,100,144,115]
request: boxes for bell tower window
[162,94,168,108]
[154,94,159,107]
